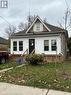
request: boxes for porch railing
[31,49,35,54]
[21,48,35,56]
[21,49,28,56]
[24,49,28,54]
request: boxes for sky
[0,0,71,38]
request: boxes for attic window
[36,23,40,31]
[33,22,43,32]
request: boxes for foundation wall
[9,54,64,63]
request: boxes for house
[11,16,68,62]
[0,37,8,51]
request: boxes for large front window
[19,41,23,51]
[44,40,49,51]
[51,40,57,51]
[13,41,17,51]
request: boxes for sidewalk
[0,82,71,95]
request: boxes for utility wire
[0,16,12,26]
[0,16,18,31]
[65,0,69,8]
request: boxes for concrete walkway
[0,82,71,95]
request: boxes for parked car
[0,51,9,64]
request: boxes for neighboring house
[11,16,68,62]
[0,37,8,51]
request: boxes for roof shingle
[0,37,8,44]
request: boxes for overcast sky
[0,0,71,38]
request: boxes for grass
[0,61,22,70]
[0,60,71,92]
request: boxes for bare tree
[18,22,28,31]
[18,15,36,31]
[64,8,71,30]
[5,25,16,38]
[5,25,16,48]
[27,15,36,26]
[43,17,47,23]
[58,1,71,78]
[58,0,71,31]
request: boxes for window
[33,21,43,32]
[19,41,23,51]
[36,23,40,31]
[13,41,17,51]
[44,40,49,51]
[35,23,41,31]
[51,40,57,51]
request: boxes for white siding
[35,37,61,55]
[11,36,61,55]
[11,39,28,54]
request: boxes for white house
[11,16,68,61]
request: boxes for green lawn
[0,60,71,92]
[0,61,21,70]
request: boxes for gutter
[11,32,64,39]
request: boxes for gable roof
[0,37,8,44]
[11,16,67,38]
[14,24,66,36]
[45,23,65,32]
[26,16,51,33]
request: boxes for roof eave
[11,32,63,39]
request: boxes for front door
[29,39,35,54]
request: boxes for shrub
[25,54,44,65]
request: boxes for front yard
[0,61,21,70]
[0,60,71,92]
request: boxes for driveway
[0,82,71,95]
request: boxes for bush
[25,54,44,65]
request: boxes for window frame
[35,22,41,31]
[13,41,17,51]
[44,40,49,51]
[51,40,57,51]
[19,41,23,51]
